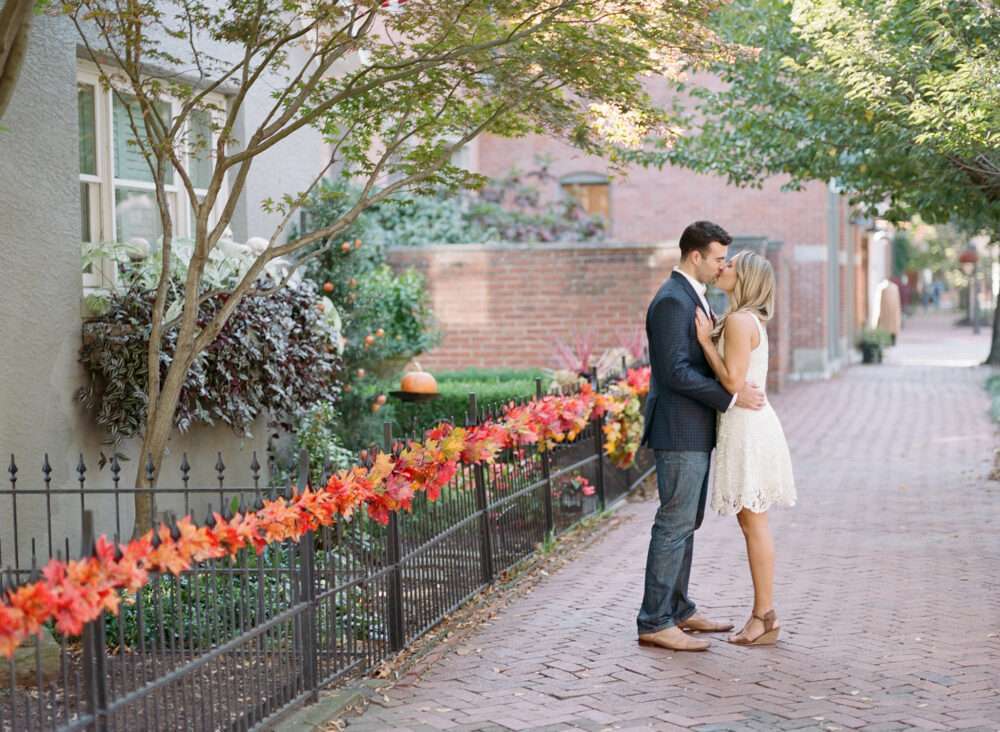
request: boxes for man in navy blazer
[636,221,766,652]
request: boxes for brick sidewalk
[343,316,999,732]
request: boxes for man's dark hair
[679,221,732,259]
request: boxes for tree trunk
[130,346,196,536]
[987,290,1000,367]
[131,424,171,537]
[0,0,33,120]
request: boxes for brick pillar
[765,240,790,393]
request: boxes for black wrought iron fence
[1,374,653,732]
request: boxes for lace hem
[711,490,796,516]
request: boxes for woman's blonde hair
[712,250,775,340]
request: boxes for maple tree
[15,0,731,532]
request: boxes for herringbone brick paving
[345,315,999,732]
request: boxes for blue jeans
[636,450,710,635]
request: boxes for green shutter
[78,84,97,176]
[190,109,213,189]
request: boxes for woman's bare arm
[694,310,759,394]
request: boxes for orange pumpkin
[400,362,438,394]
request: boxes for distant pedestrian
[877,280,902,346]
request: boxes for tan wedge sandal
[727,609,780,646]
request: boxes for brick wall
[389,242,792,391]
[464,74,865,382]
[389,243,677,372]
[475,131,831,251]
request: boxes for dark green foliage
[102,544,384,650]
[389,369,546,437]
[298,182,441,450]
[651,0,1000,230]
[79,278,342,440]
[892,233,913,278]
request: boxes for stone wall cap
[387,241,682,253]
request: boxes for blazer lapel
[670,271,709,316]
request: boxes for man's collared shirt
[672,267,713,318]
[671,267,738,409]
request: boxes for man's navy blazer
[640,271,733,452]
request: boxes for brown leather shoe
[678,613,735,633]
[637,626,710,652]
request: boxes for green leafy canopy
[641,0,1000,232]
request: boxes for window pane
[563,182,609,220]
[81,182,93,243]
[189,109,213,189]
[450,144,471,171]
[82,182,93,273]
[78,84,97,175]
[115,186,162,244]
[113,95,173,184]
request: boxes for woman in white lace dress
[694,250,796,646]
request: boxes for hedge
[390,368,546,435]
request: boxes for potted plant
[556,473,597,513]
[858,327,891,364]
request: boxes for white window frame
[78,61,228,292]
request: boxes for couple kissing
[636,221,796,652]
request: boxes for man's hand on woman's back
[735,382,766,410]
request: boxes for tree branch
[0,0,33,120]
[190,100,512,357]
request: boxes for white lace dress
[711,315,797,516]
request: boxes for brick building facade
[388,130,893,388]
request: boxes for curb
[270,679,392,731]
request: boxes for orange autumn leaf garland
[0,367,649,657]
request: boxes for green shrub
[857,327,892,348]
[296,182,440,451]
[436,367,546,384]
[272,403,359,486]
[987,373,1000,424]
[101,542,386,650]
[390,368,545,435]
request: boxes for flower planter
[861,342,882,364]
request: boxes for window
[77,62,227,291]
[449,138,477,172]
[560,172,610,222]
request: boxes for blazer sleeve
[650,296,734,413]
